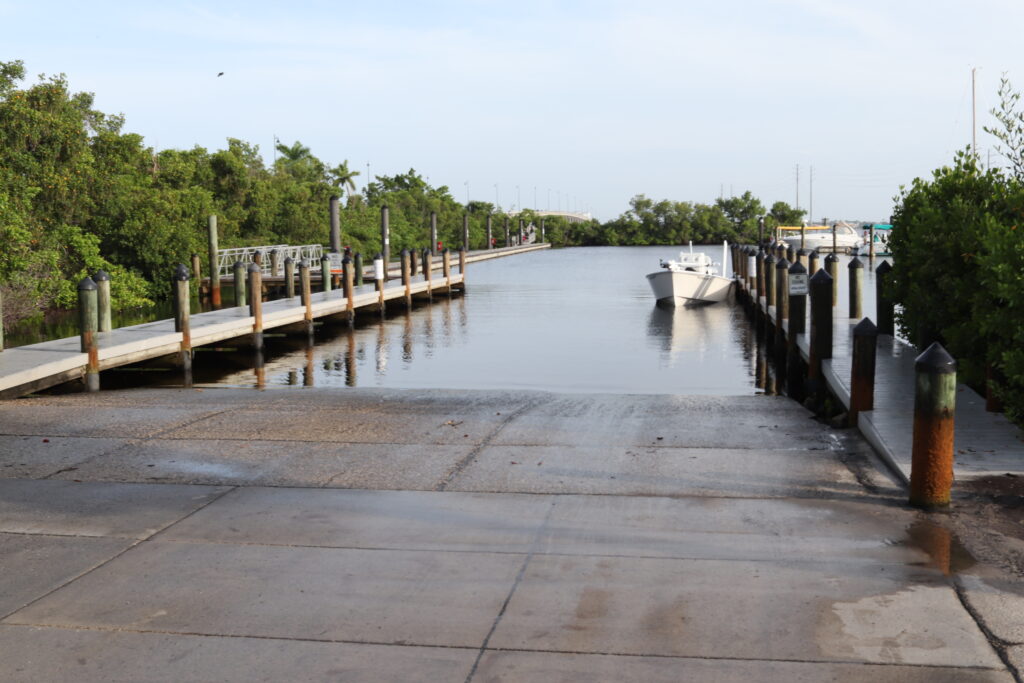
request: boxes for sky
[4,0,1024,223]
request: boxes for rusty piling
[909,343,958,509]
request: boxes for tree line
[0,58,803,329]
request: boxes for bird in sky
[217,72,224,77]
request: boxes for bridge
[507,210,593,225]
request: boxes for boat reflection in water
[645,302,753,390]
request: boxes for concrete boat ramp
[1,387,1022,681]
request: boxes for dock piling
[248,263,263,348]
[786,261,808,401]
[270,249,280,278]
[848,258,864,319]
[77,277,99,392]
[173,264,192,385]
[343,254,354,325]
[876,260,894,336]
[233,261,246,307]
[808,269,833,384]
[300,260,313,338]
[321,254,332,293]
[94,270,112,333]
[775,258,790,371]
[849,318,877,425]
[825,253,840,306]
[284,257,295,298]
[191,253,202,289]
[208,215,221,307]
[354,253,364,287]
[909,343,958,509]
[808,250,819,276]
[401,249,412,308]
[442,248,452,293]
[374,253,386,315]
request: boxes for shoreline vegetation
[1,59,804,331]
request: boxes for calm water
[121,245,756,395]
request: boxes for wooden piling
[173,264,192,385]
[909,343,957,509]
[233,261,246,307]
[94,270,112,332]
[786,261,808,401]
[808,269,833,383]
[848,258,864,319]
[248,263,263,348]
[300,260,313,337]
[825,253,840,306]
[343,255,355,325]
[423,247,433,299]
[410,249,419,276]
[443,248,452,292]
[763,252,776,310]
[284,257,295,298]
[374,253,386,315]
[876,260,894,335]
[458,248,467,291]
[849,318,877,425]
[208,215,221,307]
[755,247,765,303]
[380,206,390,278]
[354,253,364,287]
[775,258,790,373]
[77,277,99,392]
[191,253,202,288]
[401,249,412,308]
[269,249,280,277]
[808,250,819,275]
[321,254,332,293]
[430,211,438,254]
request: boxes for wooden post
[300,260,313,337]
[253,251,263,267]
[774,257,789,361]
[848,258,864,319]
[374,253,386,315]
[755,247,765,302]
[248,263,263,348]
[849,318,877,425]
[401,249,412,308]
[459,248,467,291]
[910,343,957,509]
[94,270,112,332]
[191,253,202,288]
[808,250,819,276]
[321,254,332,293]
[825,253,840,306]
[354,253,364,287]
[486,214,493,249]
[284,257,295,298]
[173,264,192,385]
[78,277,99,392]
[797,247,809,271]
[786,261,808,401]
[410,249,419,276]
[269,249,280,277]
[808,269,833,383]
[329,195,341,253]
[208,215,221,307]
[763,252,776,313]
[876,260,894,335]
[463,214,470,251]
[233,261,246,307]
[430,211,438,254]
[786,244,795,263]
[380,205,390,279]
[442,248,452,292]
[343,254,355,325]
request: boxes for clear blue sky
[4,0,1023,222]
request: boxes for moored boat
[778,222,863,254]
[646,242,734,306]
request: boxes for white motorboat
[646,242,734,306]
[778,222,863,254]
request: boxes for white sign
[789,273,808,296]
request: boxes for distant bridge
[508,210,593,225]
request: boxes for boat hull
[646,270,734,306]
[781,234,861,254]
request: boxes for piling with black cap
[786,261,808,401]
[354,252,364,287]
[284,257,295,298]
[849,318,877,425]
[430,211,438,254]
[909,343,958,509]
[442,248,452,292]
[207,215,221,307]
[94,270,112,332]
[233,260,246,307]
[380,206,390,278]
[173,264,192,384]
[875,260,894,335]
[825,252,840,306]
[808,269,833,383]
[848,257,864,318]
[78,276,99,392]
[321,254,332,293]
[786,244,795,263]
[269,249,280,278]
[248,263,263,348]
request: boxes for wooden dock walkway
[736,250,1024,483]
[0,244,548,400]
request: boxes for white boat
[778,222,863,254]
[646,242,734,306]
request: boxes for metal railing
[216,245,324,277]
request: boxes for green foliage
[889,150,1024,422]
[984,75,1024,181]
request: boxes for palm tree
[329,159,360,197]
[275,140,311,162]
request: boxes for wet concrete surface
[0,387,1021,681]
